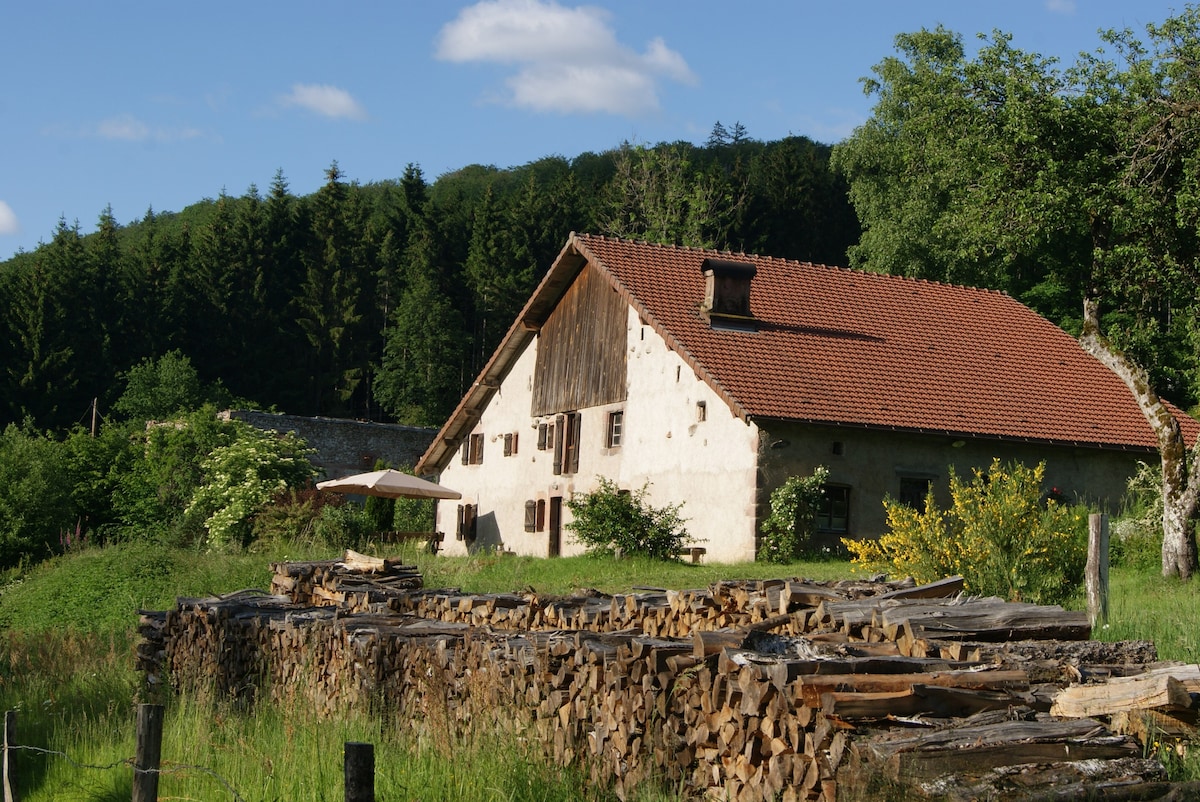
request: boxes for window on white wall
[606,410,624,448]
[461,433,484,465]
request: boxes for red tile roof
[573,234,1198,451]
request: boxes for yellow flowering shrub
[844,459,1088,604]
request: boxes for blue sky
[0,1,1185,259]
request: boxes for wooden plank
[796,669,1029,707]
[874,575,965,600]
[1051,669,1199,718]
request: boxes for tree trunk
[1079,296,1199,580]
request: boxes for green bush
[759,467,829,563]
[184,425,316,551]
[1111,460,1165,570]
[312,502,376,549]
[110,406,238,545]
[845,459,1089,604]
[565,478,690,560]
[0,423,78,568]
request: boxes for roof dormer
[700,258,757,330]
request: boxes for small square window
[462,433,483,465]
[606,410,624,448]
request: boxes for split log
[1051,664,1200,719]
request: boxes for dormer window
[700,258,757,329]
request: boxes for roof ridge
[577,232,1012,295]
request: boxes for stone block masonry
[225,410,436,479]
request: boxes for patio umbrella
[316,469,462,500]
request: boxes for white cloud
[278,84,368,121]
[91,115,205,143]
[1046,0,1076,14]
[0,201,18,236]
[436,0,696,117]
[97,114,151,141]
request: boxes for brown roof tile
[574,234,1198,451]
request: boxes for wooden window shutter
[567,412,581,474]
[464,504,477,541]
[524,500,537,532]
[552,415,564,475]
[504,433,513,457]
[461,442,469,465]
[511,432,518,454]
[537,423,548,450]
[456,504,465,539]
[536,499,546,532]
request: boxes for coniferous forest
[0,133,861,433]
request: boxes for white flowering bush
[185,426,316,551]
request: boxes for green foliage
[311,502,377,549]
[184,425,316,550]
[249,487,335,547]
[831,13,1200,408]
[2,136,858,433]
[110,407,237,545]
[112,349,229,421]
[362,460,396,534]
[393,495,435,534]
[845,459,1089,604]
[0,423,77,569]
[565,478,691,560]
[759,467,830,563]
[1112,460,1167,570]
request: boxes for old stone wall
[226,410,437,480]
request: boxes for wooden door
[548,496,562,557]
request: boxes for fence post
[4,709,16,802]
[1086,513,1110,629]
[344,741,374,802]
[132,703,163,802]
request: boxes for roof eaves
[752,415,1162,453]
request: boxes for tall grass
[1075,566,1200,663]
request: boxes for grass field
[0,541,1196,799]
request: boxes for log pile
[138,562,1200,801]
[269,548,423,611]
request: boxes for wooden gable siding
[532,262,627,416]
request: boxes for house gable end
[532,262,628,416]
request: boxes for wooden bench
[678,546,707,564]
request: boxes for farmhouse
[417,233,1197,561]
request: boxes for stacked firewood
[138,561,1200,801]
[269,549,423,611]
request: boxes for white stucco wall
[433,307,762,562]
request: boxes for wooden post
[1086,513,1110,629]
[344,742,374,802]
[4,710,16,802]
[132,703,163,802]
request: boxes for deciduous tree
[833,15,1200,578]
